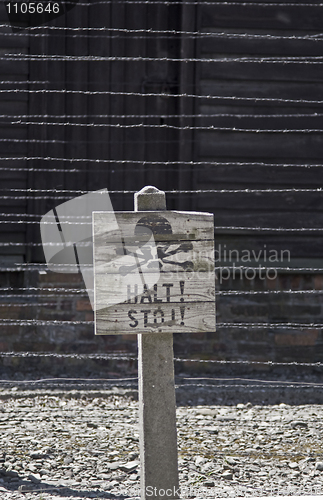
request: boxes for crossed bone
[119,241,194,276]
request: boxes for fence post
[135,185,180,500]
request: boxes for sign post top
[134,185,166,211]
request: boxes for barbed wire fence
[0,3,323,498]
[0,1,322,394]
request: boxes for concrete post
[135,186,180,500]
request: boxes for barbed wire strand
[1,351,323,368]
[6,120,323,134]
[2,24,323,37]
[3,30,323,42]
[2,289,323,302]
[2,112,323,119]
[1,187,323,201]
[18,1,323,7]
[1,375,323,388]
[0,158,322,169]
[4,220,323,232]
[7,54,323,64]
[3,30,323,43]
[0,319,322,329]
[2,187,323,194]
[3,88,323,106]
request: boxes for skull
[118,215,193,275]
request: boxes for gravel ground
[0,387,323,499]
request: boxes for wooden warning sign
[93,210,215,335]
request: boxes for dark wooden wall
[1,1,323,363]
[1,0,323,269]
[0,2,29,265]
[24,0,183,263]
[194,1,323,268]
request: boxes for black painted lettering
[153,308,164,324]
[141,309,151,327]
[140,284,152,303]
[128,309,138,328]
[180,305,185,325]
[180,281,185,302]
[127,284,138,303]
[162,283,173,302]
[154,284,162,303]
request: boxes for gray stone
[30,451,48,459]
[196,409,217,416]
[203,480,215,487]
[120,461,140,472]
[106,461,121,470]
[225,457,238,466]
[195,456,206,467]
[316,462,323,471]
[291,421,308,429]
[108,479,120,488]
[98,473,111,479]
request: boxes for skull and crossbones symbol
[118,215,193,276]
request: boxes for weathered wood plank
[95,301,216,335]
[197,164,323,188]
[196,191,323,211]
[201,4,323,31]
[93,211,214,242]
[199,132,323,159]
[0,102,30,117]
[201,30,323,58]
[0,33,28,49]
[0,93,28,103]
[0,143,26,154]
[199,81,323,104]
[94,238,214,274]
[0,126,27,139]
[196,111,323,133]
[210,213,323,234]
[0,61,28,75]
[95,271,215,310]
[201,61,323,84]
[213,234,323,259]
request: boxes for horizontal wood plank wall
[27,12,65,263]
[0,3,29,263]
[108,0,181,211]
[194,1,323,266]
